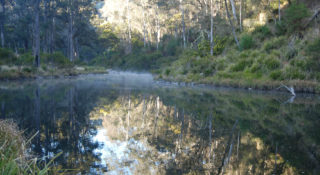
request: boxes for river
[0,71,319,174]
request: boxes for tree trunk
[0,0,5,48]
[278,0,281,22]
[240,0,242,31]
[210,0,215,56]
[224,0,240,49]
[127,0,132,53]
[156,5,160,50]
[68,1,74,62]
[229,0,238,24]
[180,0,186,48]
[34,0,41,67]
[141,0,146,47]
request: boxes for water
[0,71,319,175]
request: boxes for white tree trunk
[224,0,240,49]
[210,0,214,56]
[278,0,281,22]
[141,0,146,47]
[127,0,132,53]
[68,5,74,62]
[229,0,238,24]
[180,0,186,48]
[240,0,242,31]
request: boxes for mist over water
[0,71,319,174]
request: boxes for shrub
[48,52,71,66]
[263,37,286,52]
[307,39,320,59]
[250,63,262,73]
[284,3,310,33]
[275,21,287,36]
[264,57,281,70]
[253,25,272,40]
[230,59,253,72]
[270,70,283,80]
[0,48,17,65]
[284,66,306,80]
[18,52,34,65]
[165,68,171,76]
[240,34,254,50]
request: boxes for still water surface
[0,71,319,174]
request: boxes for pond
[0,71,319,174]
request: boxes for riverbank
[156,74,320,94]
[0,65,108,81]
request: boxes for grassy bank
[0,120,59,174]
[0,65,107,80]
[151,3,320,94]
[0,49,107,80]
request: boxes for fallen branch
[276,84,296,96]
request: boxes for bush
[284,3,310,33]
[264,57,281,70]
[263,37,286,52]
[284,66,306,80]
[253,25,272,40]
[270,70,283,80]
[230,59,253,72]
[18,52,34,65]
[0,48,17,65]
[240,34,254,50]
[307,39,320,59]
[275,21,287,36]
[48,52,71,66]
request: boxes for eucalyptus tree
[224,0,239,49]
[34,0,41,67]
[0,0,5,47]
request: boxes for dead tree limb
[276,84,296,96]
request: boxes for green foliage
[240,34,254,50]
[284,3,310,33]
[0,120,59,175]
[162,37,181,56]
[230,59,253,72]
[198,38,226,56]
[18,52,34,65]
[284,66,306,80]
[0,48,17,65]
[307,39,320,59]
[270,70,283,80]
[275,21,287,36]
[252,25,272,40]
[46,52,71,67]
[264,57,281,70]
[263,37,286,52]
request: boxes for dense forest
[0,0,319,87]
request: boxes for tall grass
[0,120,61,175]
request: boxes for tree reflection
[0,78,319,174]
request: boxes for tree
[0,0,5,47]
[224,0,240,49]
[34,0,41,67]
[180,0,186,48]
[210,0,214,56]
